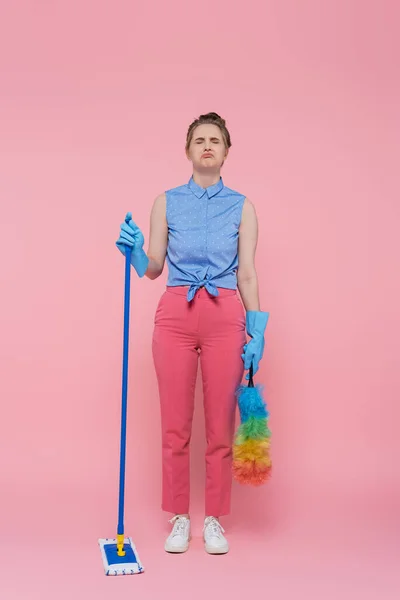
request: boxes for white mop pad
[98,537,145,575]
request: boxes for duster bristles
[232,380,272,486]
[236,416,271,441]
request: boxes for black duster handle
[248,363,254,388]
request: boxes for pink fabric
[152,285,246,516]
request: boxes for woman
[116,112,269,555]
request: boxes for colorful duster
[232,364,272,485]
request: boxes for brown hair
[185,112,232,152]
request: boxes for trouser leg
[198,290,246,517]
[152,290,199,514]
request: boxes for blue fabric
[166,176,246,301]
[104,541,138,566]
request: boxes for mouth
[202,153,213,158]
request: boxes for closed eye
[194,137,221,143]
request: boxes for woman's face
[186,123,228,170]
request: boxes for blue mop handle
[117,236,132,540]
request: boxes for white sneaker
[164,515,191,553]
[203,516,229,554]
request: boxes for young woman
[116,112,269,555]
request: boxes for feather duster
[232,364,272,485]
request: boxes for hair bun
[200,112,224,124]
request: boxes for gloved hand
[116,212,149,277]
[241,310,270,380]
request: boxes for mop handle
[117,224,132,542]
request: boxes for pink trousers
[152,286,246,517]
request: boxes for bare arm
[144,193,168,280]
[237,198,261,311]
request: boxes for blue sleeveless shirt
[165,176,246,301]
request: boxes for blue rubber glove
[116,212,149,277]
[241,310,270,380]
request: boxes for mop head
[232,381,272,486]
[98,538,144,575]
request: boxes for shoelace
[169,515,188,538]
[204,517,225,538]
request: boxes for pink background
[1,1,399,598]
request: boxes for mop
[98,235,145,575]
[232,363,272,485]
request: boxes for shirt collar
[188,175,224,199]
